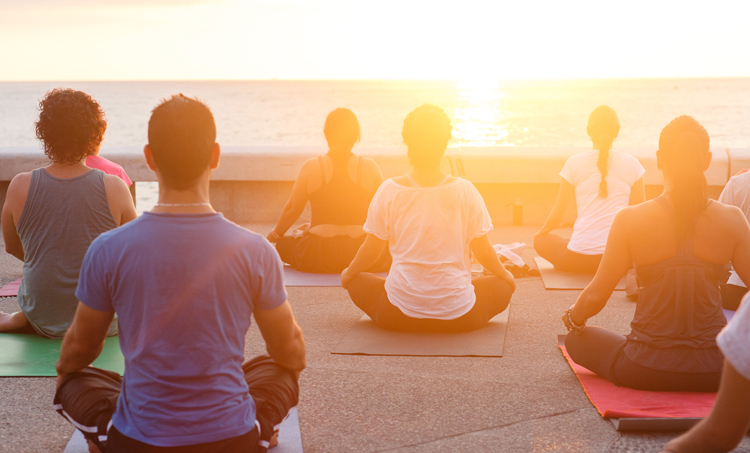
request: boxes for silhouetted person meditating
[54,95,306,453]
[535,106,645,274]
[341,104,515,332]
[717,170,750,311]
[268,108,390,273]
[563,115,750,392]
[0,89,136,337]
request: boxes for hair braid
[587,106,620,198]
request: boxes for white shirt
[560,150,645,255]
[364,177,493,320]
[719,172,750,287]
[717,293,750,380]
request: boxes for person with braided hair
[340,104,515,332]
[562,115,750,392]
[535,106,645,273]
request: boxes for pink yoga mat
[0,279,21,297]
[558,339,716,419]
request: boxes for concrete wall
[2,146,748,225]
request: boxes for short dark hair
[324,108,360,148]
[402,104,452,168]
[148,94,217,190]
[34,89,107,164]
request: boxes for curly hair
[34,89,107,164]
[402,104,452,168]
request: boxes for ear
[144,145,157,172]
[655,149,664,171]
[704,151,713,171]
[209,143,221,170]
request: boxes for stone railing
[2,146,748,225]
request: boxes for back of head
[658,115,710,239]
[586,105,620,198]
[402,104,452,168]
[324,108,360,154]
[148,94,217,190]
[35,89,107,164]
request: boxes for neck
[45,159,90,176]
[152,178,214,214]
[409,163,446,186]
[328,143,354,157]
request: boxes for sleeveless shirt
[309,154,372,227]
[625,196,726,373]
[16,168,119,338]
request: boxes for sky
[1,0,750,81]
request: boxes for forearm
[472,238,515,290]
[539,210,564,234]
[274,204,305,237]
[266,325,307,372]
[56,334,104,375]
[571,288,609,324]
[348,238,384,275]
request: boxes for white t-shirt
[719,172,750,287]
[560,150,645,255]
[364,177,493,320]
[717,293,750,380]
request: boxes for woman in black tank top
[562,115,750,392]
[267,108,391,273]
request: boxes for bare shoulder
[362,157,381,171]
[7,172,32,196]
[709,200,747,227]
[615,199,659,226]
[103,173,130,193]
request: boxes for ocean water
[2,79,749,213]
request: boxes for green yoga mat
[0,334,124,377]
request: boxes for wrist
[563,305,586,333]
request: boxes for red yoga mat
[0,279,21,297]
[558,338,716,419]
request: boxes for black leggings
[276,233,391,274]
[534,233,602,274]
[564,327,721,392]
[54,356,299,453]
[347,273,513,332]
[722,284,747,311]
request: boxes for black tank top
[625,196,726,373]
[309,154,373,227]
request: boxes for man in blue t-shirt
[53,94,307,453]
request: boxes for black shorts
[54,356,299,453]
[276,233,391,274]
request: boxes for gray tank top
[16,168,118,338]
[625,196,726,373]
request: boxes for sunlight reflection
[452,79,512,147]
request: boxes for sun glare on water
[452,79,513,147]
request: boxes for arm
[661,360,750,453]
[56,303,115,388]
[536,180,575,237]
[629,177,645,206]
[470,234,516,291]
[104,175,137,226]
[729,206,750,288]
[341,234,387,288]
[269,162,312,242]
[367,158,385,193]
[1,173,31,261]
[254,301,306,377]
[570,209,632,324]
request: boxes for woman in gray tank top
[561,115,750,392]
[0,89,137,337]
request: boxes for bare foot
[0,311,29,332]
[268,430,280,449]
[86,439,103,453]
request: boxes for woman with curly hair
[341,104,515,332]
[535,106,645,273]
[563,116,750,392]
[268,108,390,273]
[0,89,137,337]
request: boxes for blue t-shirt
[76,212,287,447]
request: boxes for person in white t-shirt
[718,170,750,310]
[661,293,750,453]
[535,106,645,274]
[340,104,516,332]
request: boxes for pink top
[86,155,133,186]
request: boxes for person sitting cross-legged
[563,115,750,392]
[54,94,306,453]
[0,89,136,337]
[341,104,516,332]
